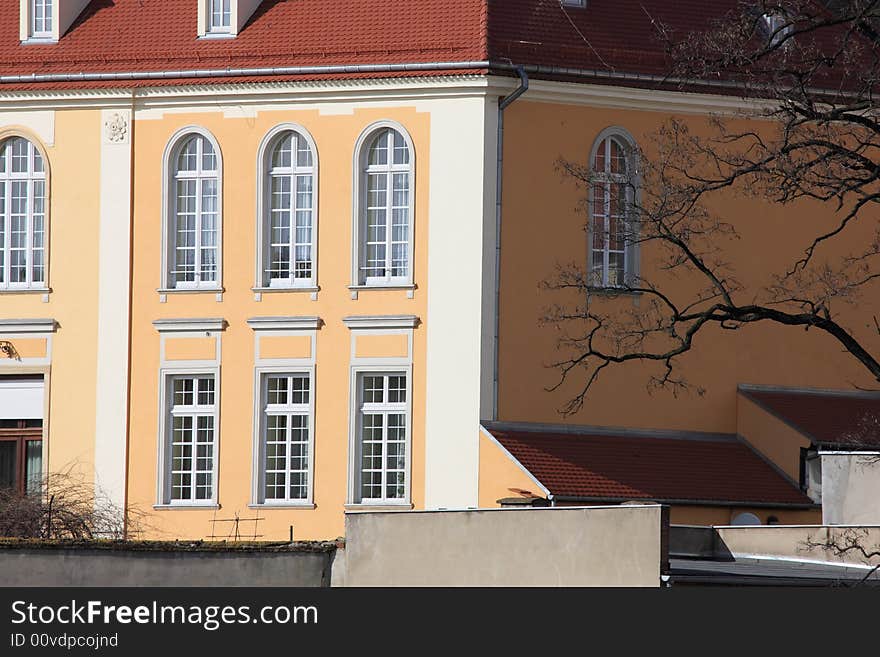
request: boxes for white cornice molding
[247,316,323,331]
[0,318,58,334]
[511,77,773,116]
[343,315,421,330]
[152,318,227,333]
[0,75,491,111]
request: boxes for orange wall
[127,107,430,541]
[496,99,880,433]
[0,112,102,489]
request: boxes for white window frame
[588,127,639,290]
[252,367,316,507]
[30,0,53,39]
[208,0,232,33]
[0,136,49,291]
[157,370,220,507]
[349,367,412,506]
[351,121,416,289]
[161,127,223,292]
[254,124,319,292]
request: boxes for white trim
[478,424,552,499]
[254,123,319,291]
[351,120,416,288]
[818,450,880,456]
[347,366,414,506]
[153,318,227,333]
[155,366,222,507]
[161,126,224,291]
[247,316,322,332]
[93,107,133,522]
[587,126,640,290]
[250,365,317,507]
[343,315,420,330]
[0,318,57,334]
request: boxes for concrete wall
[342,505,668,587]
[0,543,335,587]
[821,453,880,525]
[713,525,880,567]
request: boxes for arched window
[0,137,47,290]
[589,130,637,289]
[355,125,414,286]
[165,131,221,289]
[258,127,317,289]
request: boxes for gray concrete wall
[714,525,880,567]
[821,453,880,525]
[0,545,334,587]
[342,505,668,587]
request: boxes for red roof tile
[740,387,880,448]
[487,425,814,506]
[0,0,488,86]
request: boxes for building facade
[0,0,877,540]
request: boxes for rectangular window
[165,375,217,504]
[259,373,312,504]
[31,0,53,37]
[0,420,43,497]
[355,372,408,504]
[209,0,232,32]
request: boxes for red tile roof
[0,0,752,90]
[0,0,488,88]
[486,425,814,506]
[740,387,880,448]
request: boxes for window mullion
[25,178,33,287]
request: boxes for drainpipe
[493,66,529,421]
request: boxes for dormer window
[31,0,53,38]
[209,0,232,33]
[199,0,263,39]
[20,0,90,43]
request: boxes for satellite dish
[731,512,762,526]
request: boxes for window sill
[153,504,220,511]
[586,286,642,297]
[157,287,225,295]
[349,284,416,300]
[199,33,236,40]
[21,38,58,46]
[252,286,320,294]
[344,503,413,512]
[0,287,51,295]
[248,503,316,510]
[349,284,415,291]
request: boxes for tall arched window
[355,125,414,286]
[258,127,317,289]
[165,131,221,289]
[0,137,47,290]
[589,130,637,289]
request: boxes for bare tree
[547,0,880,414]
[0,470,148,541]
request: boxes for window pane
[0,441,17,491]
[25,440,42,495]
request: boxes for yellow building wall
[127,106,430,541]
[496,99,880,434]
[478,429,547,508]
[0,111,102,491]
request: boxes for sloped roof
[486,424,814,507]
[740,387,880,448]
[0,0,745,90]
[0,0,488,88]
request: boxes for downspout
[493,66,529,420]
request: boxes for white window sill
[248,503,316,510]
[586,286,642,297]
[157,287,225,295]
[252,286,320,294]
[199,32,236,40]
[349,284,415,291]
[21,38,57,45]
[344,503,413,512]
[153,503,220,511]
[0,287,51,295]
